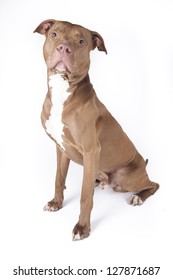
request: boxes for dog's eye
[79,39,85,46]
[51,32,57,38]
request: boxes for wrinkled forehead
[49,21,91,40]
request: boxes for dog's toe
[72,232,81,241]
[129,194,143,206]
[43,204,58,211]
[43,199,63,211]
[72,223,90,241]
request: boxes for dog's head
[34,20,107,81]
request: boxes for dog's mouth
[51,61,71,74]
[54,61,68,72]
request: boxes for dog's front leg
[44,145,70,211]
[73,145,100,241]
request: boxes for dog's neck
[48,70,91,93]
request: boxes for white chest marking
[45,74,70,149]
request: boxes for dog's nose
[57,44,71,54]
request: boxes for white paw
[43,204,55,211]
[72,223,90,241]
[130,194,143,206]
[43,201,62,211]
[97,181,109,190]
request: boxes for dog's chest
[45,74,71,149]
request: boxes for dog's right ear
[33,19,56,35]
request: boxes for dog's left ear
[91,31,107,54]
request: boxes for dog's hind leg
[129,181,159,206]
[112,152,159,205]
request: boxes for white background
[0,0,173,279]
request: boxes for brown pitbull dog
[34,20,159,240]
